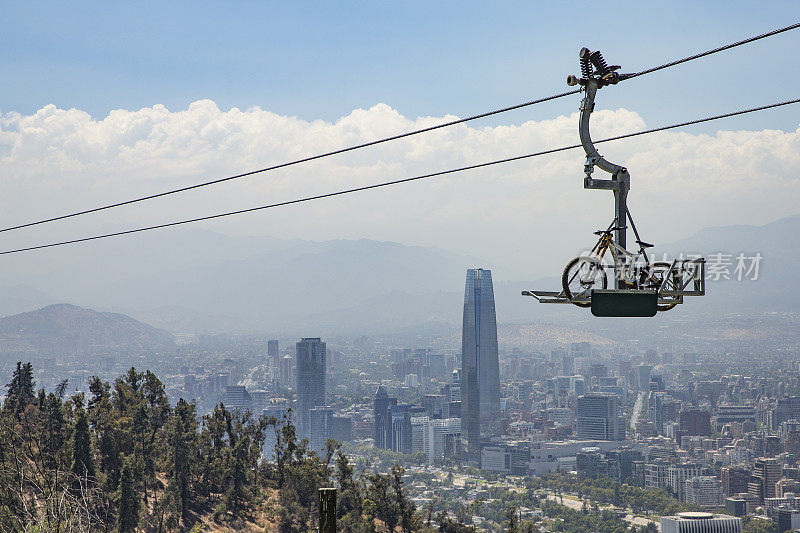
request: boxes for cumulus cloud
[0,100,798,277]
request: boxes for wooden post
[319,487,336,533]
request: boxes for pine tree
[391,465,414,533]
[87,375,122,492]
[4,361,35,417]
[367,471,397,533]
[167,398,196,524]
[335,450,361,519]
[70,407,95,489]
[118,455,139,533]
[54,378,69,399]
[505,506,519,533]
[227,433,250,516]
[38,392,66,470]
[142,370,171,503]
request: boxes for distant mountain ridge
[0,215,796,338]
[0,304,175,355]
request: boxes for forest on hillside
[0,362,416,532]
[0,363,717,533]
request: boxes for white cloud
[0,100,798,278]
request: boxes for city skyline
[1,3,797,530]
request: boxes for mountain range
[0,215,796,340]
[0,303,174,355]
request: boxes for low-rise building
[660,512,741,533]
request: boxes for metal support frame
[521,47,707,316]
[579,76,629,288]
[522,258,705,306]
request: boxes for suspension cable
[1,97,796,256]
[628,22,800,79]
[0,88,580,234]
[0,21,797,235]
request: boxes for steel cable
[1,21,797,235]
[2,97,796,256]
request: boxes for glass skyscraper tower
[295,337,326,439]
[460,268,500,462]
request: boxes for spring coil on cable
[580,50,592,78]
[591,51,609,74]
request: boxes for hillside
[0,303,175,355]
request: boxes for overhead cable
[1,21,797,234]
[1,97,797,256]
[628,21,800,79]
[0,89,581,234]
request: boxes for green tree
[87,374,123,495]
[505,506,519,533]
[198,404,231,496]
[742,516,779,533]
[4,362,35,418]
[335,450,363,521]
[391,465,415,533]
[368,470,398,532]
[167,398,197,525]
[117,455,139,533]
[38,392,66,470]
[70,407,95,489]
[141,370,171,502]
[437,511,476,533]
[226,430,250,516]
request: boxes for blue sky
[1,2,800,276]
[3,1,799,132]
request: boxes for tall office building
[268,339,279,369]
[684,476,722,508]
[460,268,500,462]
[225,385,252,411]
[425,417,462,464]
[751,457,781,501]
[561,354,574,376]
[279,355,293,386]
[309,407,333,453]
[374,386,397,450]
[679,409,712,438]
[576,393,625,441]
[636,364,653,391]
[250,390,269,413]
[331,415,352,443]
[721,466,752,497]
[262,405,292,461]
[390,404,424,454]
[668,463,703,501]
[775,396,800,426]
[295,338,326,439]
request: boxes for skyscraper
[295,337,326,439]
[268,339,279,369]
[280,355,292,386]
[636,364,653,391]
[373,385,397,450]
[460,268,500,462]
